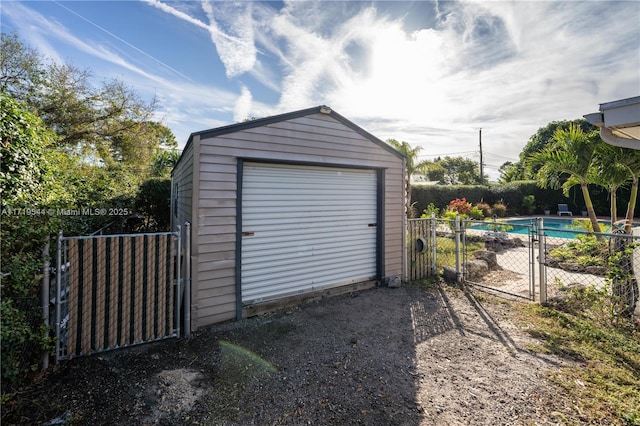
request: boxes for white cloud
[255,0,637,180]
[4,0,638,180]
[233,85,253,122]
[142,0,209,31]
[200,1,257,78]
[144,0,258,78]
[3,1,261,144]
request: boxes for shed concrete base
[242,280,379,318]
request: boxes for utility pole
[479,128,484,185]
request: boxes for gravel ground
[3,283,575,425]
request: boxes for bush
[420,203,440,218]
[522,195,536,214]
[468,205,484,220]
[476,202,492,217]
[438,198,486,226]
[411,181,619,217]
[447,198,472,215]
[1,95,55,394]
[549,234,608,267]
[491,202,507,217]
[134,178,172,231]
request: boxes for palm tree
[592,144,629,226]
[592,143,637,230]
[617,149,640,233]
[386,139,431,217]
[526,124,602,234]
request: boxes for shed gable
[174,107,405,329]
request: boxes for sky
[2,0,639,181]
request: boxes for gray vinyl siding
[179,111,404,329]
[171,142,194,235]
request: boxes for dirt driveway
[4,283,574,425]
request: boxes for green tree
[424,160,446,183]
[134,178,172,231]
[37,65,157,158]
[0,94,56,390]
[0,33,44,102]
[600,146,640,233]
[0,96,53,203]
[1,32,179,234]
[1,33,172,173]
[386,139,430,217]
[437,156,482,185]
[500,119,598,183]
[592,143,633,227]
[150,149,181,177]
[498,161,524,184]
[527,124,602,234]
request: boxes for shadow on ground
[3,284,567,425]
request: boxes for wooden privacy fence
[407,218,436,281]
[55,228,188,362]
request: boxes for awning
[584,96,640,150]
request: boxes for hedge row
[411,180,631,217]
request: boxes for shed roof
[174,105,405,170]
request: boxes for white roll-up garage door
[241,162,378,304]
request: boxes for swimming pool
[467,217,618,239]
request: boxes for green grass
[515,288,640,425]
[435,236,484,270]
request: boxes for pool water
[468,217,617,239]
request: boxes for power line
[479,128,483,185]
[51,0,192,82]
[417,151,477,158]
[483,151,518,161]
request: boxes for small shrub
[440,209,459,222]
[468,205,485,220]
[420,203,439,218]
[549,234,609,272]
[447,198,473,215]
[522,195,535,213]
[492,201,507,217]
[476,202,492,217]
[134,178,171,231]
[576,255,603,267]
[549,246,574,261]
[606,242,639,319]
[483,218,514,233]
[572,234,607,257]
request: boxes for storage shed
[171,105,406,330]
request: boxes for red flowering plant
[441,198,484,226]
[448,198,473,215]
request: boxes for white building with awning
[584,96,640,150]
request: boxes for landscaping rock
[443,266,458,282]
[473,250,498,270]
[484,239,505,252]
[465,259,489,280]
[558,262,583,272]
[586,265,607,276]
[509,237,526,248]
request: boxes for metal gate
[406,216,639,307]
[53,226,190,362]
[463,219,536,300]
[538,222,639,316]
[406,217,536,300]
